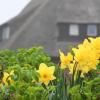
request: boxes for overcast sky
[0,0,31,25]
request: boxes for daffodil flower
[37,63,56,85]
[59,50,73,69]
[2,70,14,86]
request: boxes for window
[0,26,2,41]
[69,24,79,36]
[87,25,97,36]
[2,25,10,40]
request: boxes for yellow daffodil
[89,37,100,58]
[72,41,99,75]
[2,70,14,86]
[37,63,56,85]
[59,50,73,69]
[78,39,91,48]
[59,37,100,77]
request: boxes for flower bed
[0,38,100,100]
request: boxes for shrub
[0,37,100,100]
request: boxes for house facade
[0,0,100,57]
[57,0,100,40]
[56,0,100,55]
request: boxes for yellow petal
[44,81,49,85]
[51,76,56,80]
[3,72,9,78]
[39,63,47,70]
[47,66,55,75]
[10,70,14,76]
[38,63,47,74]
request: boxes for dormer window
[2,25,10,40]
[57,23,99,42]
[87,25,97,36]
[69,24,79,36]
[0,24,10,40]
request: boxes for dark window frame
[57,23,100,42]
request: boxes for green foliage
[0,46,99,100]
[69,75,100,100]
[0,47,55,100]
[69,85,83,100]
[0,47,51,69]
[52,66,100,100]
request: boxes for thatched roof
[57,0,100,23]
